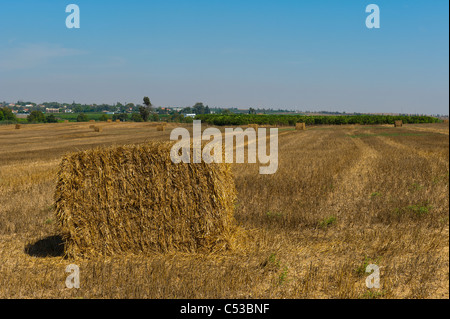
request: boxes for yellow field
[0,122,448,298]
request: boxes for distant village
[0,101,446,119]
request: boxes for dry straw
[107,119,112,123]
[54,142,239,258]
[394,120,403,127]
[93,126,103,132]
[157,125,166,131]
[116,119,121,123]
[64,120,69,123]
[248,124,259,130]
[15,124,21,129]
[296,123,306,131]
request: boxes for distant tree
[99,114,109,121]
[113,113,129,122]
[0,110,3,121]
[151,113,159,122]
[77,113,89,122]
[139,106,150,122]
[0,107,17,121]
[192,102,205,115]
[181,107,192,114]
[131,113,143,122]
[143,97,152,108]
[27,110,45,123]
[170,112,183,122]
[45,114,58,123]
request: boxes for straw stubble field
[0,122,448,298]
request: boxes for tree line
[195,114,441,126]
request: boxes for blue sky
[0,0,448,114]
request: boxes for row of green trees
[0,107,17,122]
[195,114,441,126]
[27,111,58,123]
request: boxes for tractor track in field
[318,130,381,219]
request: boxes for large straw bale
[54,142,238,258]
[394,120,403,127]
[296,123,306,131]
[15,124,21,129]
[93,126,103,132]
[157,125,166,131]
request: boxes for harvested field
[0,122,448,299]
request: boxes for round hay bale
[64,120,69,123]
[93,126,103,132]
[116,119,121,123]
[54,142,238,258]
[15,124,21,129]
[394,120,403,127]
[295,123,306,131]
[156,125,166,131]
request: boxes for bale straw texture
[15,124,21,130]
[248,124,259,130]
[94,126,103,132]
[394,120,403,127]
[54,142,238,258]
[296,123,306,131]
[157,125,166,131]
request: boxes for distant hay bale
[107,119,112,123]
[54,142,238,258]
[116,119,121,123]
[157,125,166,131]
[15,124,21,129]
[443,119,449,123]
[160,122,168,126]
[296,123,306,131]
[89,120,95,123]
[64,120,69,123]
[394,120,403,127]
[93,126,103,132]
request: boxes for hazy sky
[0,0,448,114]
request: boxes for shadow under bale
[25,235,65,258]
